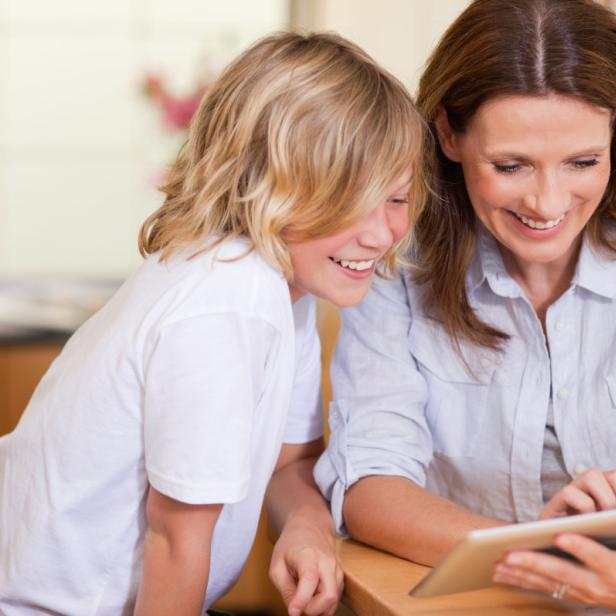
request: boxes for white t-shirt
[0,239,323,615]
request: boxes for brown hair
[414,0,616,350]
[139,31,427,278]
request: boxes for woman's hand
[494,533,616,608]
[492,468,616,608]
[269,512,343,616]
[539,468,616,520]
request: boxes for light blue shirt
[315,229,616,533]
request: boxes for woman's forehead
[464,94,612,155]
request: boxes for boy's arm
[266,437,343,616]
[134,487,222,616]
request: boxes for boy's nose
[357,205,395,249]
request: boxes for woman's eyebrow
[482,144,610,160]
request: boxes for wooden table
[338,538,615,615]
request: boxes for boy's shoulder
[138,238,291,330]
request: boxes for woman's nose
[528,173,571,220]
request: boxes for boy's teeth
[335,258,374,271]
[514,212,565,230]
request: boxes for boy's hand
[269,512,343,616]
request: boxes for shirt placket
[546,290,582,479]
[510,298,551,521]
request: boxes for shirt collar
[572,231,616,299]
[467,225,522,299]
[467,224,616,300]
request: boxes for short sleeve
[283,296,324,444]
[143,312,277,505]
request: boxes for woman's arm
[344,475,505,566]
[316,273,506,565]
[266,438,343,616]
[134,487,222,616]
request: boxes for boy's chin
[323,285,371,308]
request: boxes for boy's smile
[328,256,376,275]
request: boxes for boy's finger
[287,567,320,616]
[302,561,342,615]
[269,562,298,608]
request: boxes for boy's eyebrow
[390,173,413,189]
[394,179,413,191]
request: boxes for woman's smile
[511,210,566,230]
[504,208,570,240]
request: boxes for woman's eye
[388,197,409,205]
[493,163,522,174]
[572,158,599,169]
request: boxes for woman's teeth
[331,257,375,271]
[514,212,565,230]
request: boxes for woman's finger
[555,534,616,577]
[575,468,616,511]
[494,562,565,595]
[493,562,589,604]
[553,484,598,515]
[603,469,616,503]
[503,549,596,594]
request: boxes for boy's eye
[493,163,522,174]
[572,158,599,169]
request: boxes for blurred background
[0,0,469,282]
[0,1,613,614]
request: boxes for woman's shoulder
[364,268,428,319]
[338,268,430,339]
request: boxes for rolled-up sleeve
[314,272,432,534]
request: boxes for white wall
[9,0,611,279]
[0,0,288,278]
[292,0,470,93]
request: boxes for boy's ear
[433,106,462,162]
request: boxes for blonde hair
[139,31,427,277]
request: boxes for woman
[315,0,616,607]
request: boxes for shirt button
[557,387,569,401]
[555,319,566,332]
[573,463,587,477]
[330,410,339,420]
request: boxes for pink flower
[143,73,209,131]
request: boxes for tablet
[409,508,616,598]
